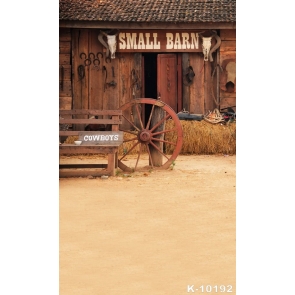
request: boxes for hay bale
[165,120,236,155]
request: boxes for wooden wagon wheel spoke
[135,103,144,130]
[118,98,183,171]
[119,140,140,161]
[151,137,177,146]
[122,114,141,132]
[146,144,154,168]
[145,104,155,130]
[152,127,179,136]
[134,143,143,170]
[149,140,170,160]
[149,113,171,133]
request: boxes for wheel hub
[138,130,151,143]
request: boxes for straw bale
[165,120,236,155]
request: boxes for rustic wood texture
[59,97,72,110]
[157,54,178,112]
[219,29,236,110]
[59,109,123,176]
[60,109,122,115]
[59,28,73,111]
[220,41,236,52]
[220,29,236,40]
[177,54,183,112]
[188,52,205,114]
[59,145,119,154]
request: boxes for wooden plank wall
[219,29,236,110]
[59,28,236,119]
[59,28,72,111]
[182,52,214,114]
[71,29,141,114]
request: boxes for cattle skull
[199,30,221,62]
[98,30,119,59]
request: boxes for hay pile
[63,136,78,144]
[165,120,236,155]
[61,121,236,155]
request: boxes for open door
[157,54,178,112]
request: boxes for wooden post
[150,106,164,167]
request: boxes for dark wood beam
[59,21,236,30]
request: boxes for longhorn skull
[98,30,119,59]
[199,30,221,62]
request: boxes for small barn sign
[117,30,207,52]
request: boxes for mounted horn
[208,30,221,62]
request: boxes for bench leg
[108,153,115,176]
[115,152,118,168]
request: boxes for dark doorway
[143,53,157,99]
[143,53,157,125]
[142,53,181,123]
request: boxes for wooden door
[157,54,178,112]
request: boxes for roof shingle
[59,0,236,23]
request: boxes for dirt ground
[59,154,236,295]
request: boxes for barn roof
[59,0,236,23]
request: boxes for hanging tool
[102,66,107,92]
[77,65,85,81]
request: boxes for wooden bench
[59,109,123,177]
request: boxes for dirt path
[59,154,236,295]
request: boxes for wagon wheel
[118,98,183,172]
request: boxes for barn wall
[59,28,236,115]
[59,28,72,111]
[71,29,141,114]
[219,29,236,111]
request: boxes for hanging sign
[116,30,208,52]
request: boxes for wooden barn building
[59,0,236,116]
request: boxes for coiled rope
[203,108,225,124]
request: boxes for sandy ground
[59,154,236,295]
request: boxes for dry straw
[165,120,236,155]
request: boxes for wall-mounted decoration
[183,66,195,86]
[98,29,120,59]
[199,30,221,62]
[220,59,236,92]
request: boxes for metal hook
[97,52,103,58]
[88,52,95,60]
[93,59,100,66]
[84,58,91,66]
[80,52,87,59]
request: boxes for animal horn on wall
[208,30,221,62]
[98,31,110,57]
